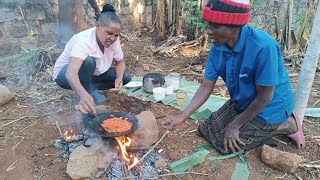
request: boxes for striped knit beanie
[202,0,251,26]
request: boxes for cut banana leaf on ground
[231,154,249,180]
[170,149,209,173]
[304,108,320,118]
[192,143,212,152]
[208,150,244,161]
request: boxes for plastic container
[164,81,174,95]
[153,87,166,101]
[176,92,187,106]
[165,85,174,95]
[169,73,181,91]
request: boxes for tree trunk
[58,0,83,41]
[88,0,100,20]
[152,0,156,23]
[167,0,173,26]
[294,2,320,123]
[175,0,182,35]
[157,0,166,38]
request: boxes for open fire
[63,130,139,170]
[56,130,167,179]
[64,130,76,142]
[115,136,139,170]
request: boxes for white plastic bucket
[153,87,166,101]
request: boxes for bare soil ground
[0,32,320,180]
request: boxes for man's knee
[123,70,132,85]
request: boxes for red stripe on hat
[220,0,251,9]
[201,6,251,25]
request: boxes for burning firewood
[115,136,139,170]
[63,130,82,142]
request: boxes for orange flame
[115,137,139,170]
[63,130,76,142]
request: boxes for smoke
[57,0,84,44]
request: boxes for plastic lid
[176,92,187,99]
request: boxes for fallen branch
[55,121,63,138]
[20,120,38,132]
[303,119,315,124]
[121,171,210,179]
[181,72,203,77]
[36,94,64,105]
[138,130,170,163]
[299,164,320,168]
[12,137,25,150]
[1,116,39,127]
[273,137,288,145]
[313,98,320,107]
[6,160,17,172]
[44,153,60,157]
[120,32,131,41]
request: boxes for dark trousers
[198,100,281,154]
[55,56,132,93]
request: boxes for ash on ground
[106,150,170,180]
[54,138,84,158]
[54,132,87,158]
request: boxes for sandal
[287,110,306,148]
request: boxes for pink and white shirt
[52,27,124,80]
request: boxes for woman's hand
[111,78,123,93]
[75,92,96,114]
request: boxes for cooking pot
[142,73,165,93]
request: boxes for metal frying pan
[82,112,138,138]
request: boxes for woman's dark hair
[98,4,121,25]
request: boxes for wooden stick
[304,119,315,124]
[121,171,210,179]
[180,128,189,138]
[313,98,320,107]
[1,116,39,127]
[273,137,288,145]
[138,130,170,163]
[44,153,60,157]
[299,164,320,168]
[55,121,63,138]
[308,160,320,164]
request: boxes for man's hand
[222,123,245,153]
[162,115,186,130]
[74,92,96,114]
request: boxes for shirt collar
[213,25,248,53]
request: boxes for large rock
[128,111,159,150]
[66,143,115,179]
[260,145,303,173]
